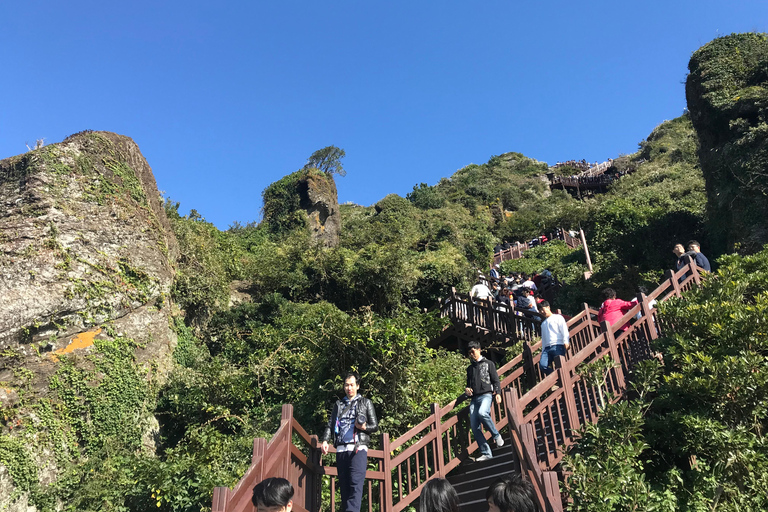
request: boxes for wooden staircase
[447,443,520,512]
[212,261,705,512]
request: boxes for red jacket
[598,298,634,331]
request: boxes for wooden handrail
[213,260,705,512]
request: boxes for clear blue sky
[2,1,766,229]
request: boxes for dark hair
[419,478,459,512]
[252,477,294,508]
[687,240,700,248]
[539,300,550,309]
[467,340,481,351]
[344,371,361,386]
[602,288,617,301]
[636,286,648,295]
[486,473,540,512]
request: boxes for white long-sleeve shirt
[541,314,569,349]
[470,283,493,300]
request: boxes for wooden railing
[212,261,704,512]
[493,229,582,265]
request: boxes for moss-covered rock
[0,130,178,400]
[686,32,768,253]
[261,167,340,247]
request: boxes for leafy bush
[564,246,768,511]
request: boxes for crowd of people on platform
[552,159,593,172]
[471,266,557,320]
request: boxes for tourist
[597,288,634,331]
[672,243,690,271]
[470,278,493,302]
[419,478,460,512]
[486,473,540,512]
[515,288,538,314]
[252,477,294,512]
[490,264,501,280]
[687,240,711,272]
[321,371,379,512]
[539,301,569,376]
[521,274,537,292]
[464,341,503,462]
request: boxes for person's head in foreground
[252,477,294,512]
[419,477,460,512]
[486,473,540,512]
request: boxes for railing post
[212,487,229,512]
[637,292,658,341]
[253,438,267,482]
[431,403,445,477]
[665,269,681,297]
[309,436,322,512]
[556,361,581,436]
[600,321,626,392]
[522,342,537,389]
[382,433,393,512]
[281,404,293,478]
[689,260,701,285]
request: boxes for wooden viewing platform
[212,261,705,512]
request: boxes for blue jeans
[540,344,567,375]
[469,393,500,457]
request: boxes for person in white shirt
[539,301,570,375]
[470,279,493,301]
[521,276,537,292]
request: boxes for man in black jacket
[465,341,504,461]
[321,371,378,512]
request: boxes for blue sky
[2,1,766,229]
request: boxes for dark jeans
[539,344,567,375]
[337,449,368,512]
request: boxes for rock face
[302,171,340,247]
[0,131,179,393]
[262,168,340,247]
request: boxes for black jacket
[466,357,501,397]
[322,395,378,448]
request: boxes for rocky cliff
[0,131,179,399]
[261,168,341,247]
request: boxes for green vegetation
[686,33,768,253]
[564,247,768,511]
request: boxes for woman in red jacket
[597,288,634,331]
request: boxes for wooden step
[445,443,521,512]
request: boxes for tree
[303,146,347,177]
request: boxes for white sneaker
[495,435,505,448]
[475,454,493,462]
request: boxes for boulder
[0,131,178,393]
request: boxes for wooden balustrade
[213,261,704,512]
[493,228,582,265]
